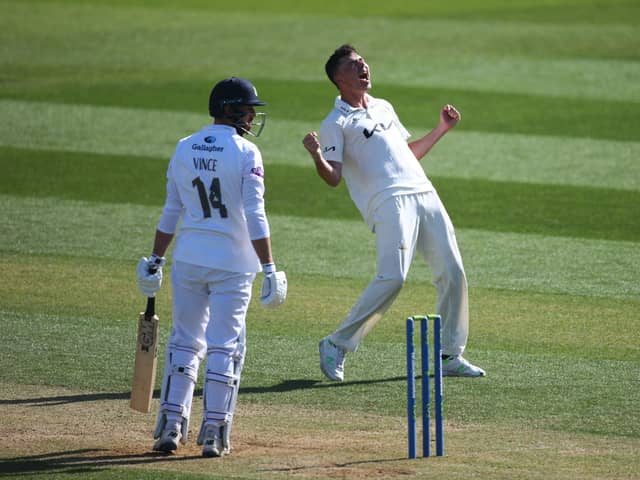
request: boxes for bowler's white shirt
[319,95,434,227]
[157,124,269,273]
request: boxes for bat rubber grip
[145,297,156,317]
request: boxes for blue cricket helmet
[208,77,266,118]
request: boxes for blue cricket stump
[406,315,444,458]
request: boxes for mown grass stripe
[37,0,640,25]
[1,148,638,242]
[3,77,640,141]
[2,101,639,192]
[4,1,639,63]
[6,53,640,103]
[1,193,638,299]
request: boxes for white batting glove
[136,254,166,297]
[260,263,287,308]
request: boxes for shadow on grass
[258,457,407,478]
[0,376,420,407]
[0,375,413,407]
[0,391,134,406]
[257,455,412,475]
[240,375,409,394]
[0,448,201,475]
[1,448,411,477]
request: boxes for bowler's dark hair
[325,44,358,87]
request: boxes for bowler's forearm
[408,124,449,161]
[312,153,342,187]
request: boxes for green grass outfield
[1,1,639,479]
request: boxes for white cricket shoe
[319,336,346,382]
[442,355,486,377]
[201,425,229,458]
[153,425,182,453]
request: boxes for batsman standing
[136,77,287,457]
[303,44,485,381]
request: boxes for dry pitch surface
[2,383,637,480]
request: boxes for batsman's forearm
[152,230,174,257]
[251,237,273,265]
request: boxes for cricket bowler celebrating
[137,77,287,457]
[302,44,485,381]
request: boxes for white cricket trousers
[158,261,254,427]
[330,191,469,356]
[169,261,255,355]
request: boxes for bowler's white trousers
[330,192,469,356]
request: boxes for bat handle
[145,296,156,317]
[143,263,158,317]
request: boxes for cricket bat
[130,296,160,413]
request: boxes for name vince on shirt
[192,142,224,172]
[193,157,218,171]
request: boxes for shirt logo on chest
[362,121,393,139]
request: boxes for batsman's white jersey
[158,124,269,273]
[152,123,270,442]
[318,95,469,356]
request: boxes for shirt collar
[205,124,236,133]
[334,94,377,114]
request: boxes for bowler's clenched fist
[303,132,321,155]
[441,104,461,129]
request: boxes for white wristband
[262,262,276,274]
